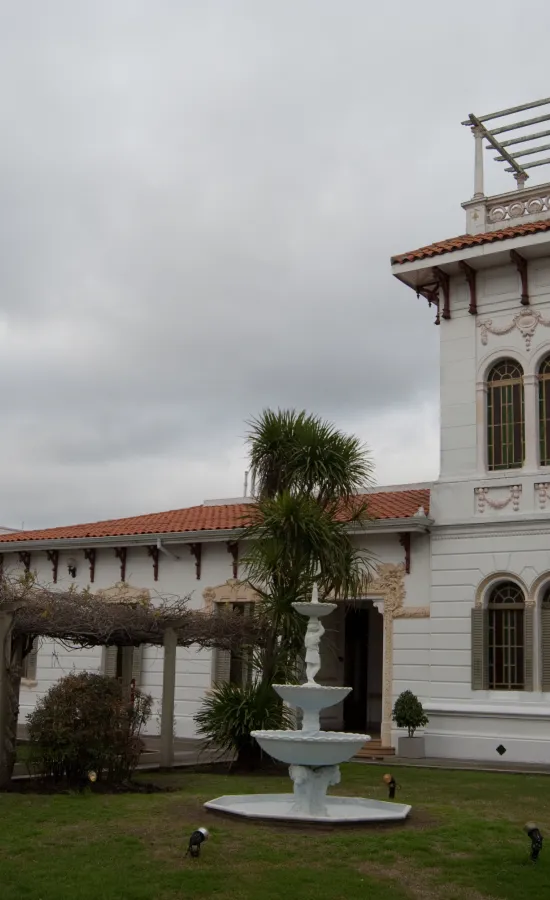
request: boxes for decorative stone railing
[463,182,550,235]
[487,189,550,228]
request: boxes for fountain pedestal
[205,593,411,825]
[289,764,340,817]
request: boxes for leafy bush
[26,672,152,786]
[391,690,429,738]
[195,680,293,768]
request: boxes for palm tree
[195,409,375,767]
[242,409,375,686]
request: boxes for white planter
[398,736,426,759]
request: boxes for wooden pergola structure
[0,577,259,786]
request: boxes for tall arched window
[538,356,550,465]
[488,583,525,690]
[487,360,525,471]
[541,587,550,691]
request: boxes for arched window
[488,583,525,689]
[541,587,550,691]
[487,360,524,471]
[538,356,550,465]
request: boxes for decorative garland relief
[478,308,550,351]
[475,485,522,514]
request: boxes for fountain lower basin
[205,794,412,824]
[251,729,368,766]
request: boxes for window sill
[20,678,37,689]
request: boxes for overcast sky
[1,1,549,529]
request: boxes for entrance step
[353,740,395,760]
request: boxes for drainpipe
[156,538,180,560]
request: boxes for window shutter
[212,648,231,685]
[541,607,550,691]
[131,645,143,687]
[523,606,534,691]
[24,639,38,681]
[103,646,118,678]
[471,608,488,690]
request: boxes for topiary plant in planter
[392,690,429,759]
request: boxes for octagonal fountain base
[204,793,411,825]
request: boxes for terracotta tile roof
[391,219,550,265]
[0,489,431,544]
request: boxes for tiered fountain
[205,588,411,824]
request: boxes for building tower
[390,99,550,763]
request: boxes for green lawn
[0,764,549,900]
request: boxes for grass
[0,763,549,899]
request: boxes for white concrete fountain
[205,586,411,825]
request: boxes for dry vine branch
[0,574,262,651]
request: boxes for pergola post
[160,627,177,768]
[120,646,134,697]
[0,610,14,786]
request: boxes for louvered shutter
[541,606,550,691]
[212,648,231,685]
[23,639,38,681]
[103,646,118,678]
[131,645,143,687]
[471,608,488,690]
[523,606,534,692]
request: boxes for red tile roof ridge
[391,219,550,265]
[0,488,431,543]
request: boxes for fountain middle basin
[251,729,367,766]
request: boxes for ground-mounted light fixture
[67,557,77,578]
[383,773,397,799]
[525,822,543,862]
[186,827,209,858]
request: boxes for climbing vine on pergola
[0,575,261,787]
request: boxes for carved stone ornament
[535,482,550,510]
[362,563,429,746]
[202,578,259,611]
[95,582,151,606]
[478,308,550,350]
[475,485,522,514]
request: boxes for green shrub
[391,690,429,738]
[195,680,293,768]
[27,671,152,786]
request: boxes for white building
[4,98,550,764]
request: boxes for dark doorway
[343,607,369,732]
[342,604,383,734]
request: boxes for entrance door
[343,604,383,735]
[343,607,369,732]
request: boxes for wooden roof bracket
[510,250,529,305]
[416,282,441,325]
[189,543,202,580]
[459,260,477,315]
[398,532,411,574]
[433,266,451,320]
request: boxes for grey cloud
[1,0,548,527]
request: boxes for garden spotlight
[525,822,543,862]
[187,827,209,858]
[383,773,397,799]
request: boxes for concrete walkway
[353,755,550,776]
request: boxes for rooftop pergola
[0,577,260,785]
